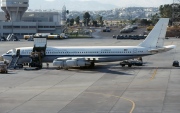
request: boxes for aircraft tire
[90,62,95,68]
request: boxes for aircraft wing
[53,56,109,68]
[56,57,108,62]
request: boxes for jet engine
[66,60,91,67]
[53,60,64,67]
[53,59,91,68]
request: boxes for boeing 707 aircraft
[2,18,176,69]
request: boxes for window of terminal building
[2,2,27,5]
[44,26,50,28]
[3,33,9,36]
[29,26,36,28]
[31,33,36,35]
[56,26,61,28]
[21,26,28,28]
[21,33,29,35]
[50,26,55,28]
[13,26,20,28]
[14,33,20,35]
[38,26,44,28]
[23,2,28,4]
[3,26,12,29]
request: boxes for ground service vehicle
[172,60,179,67]
[120,60,133,67]
[60,33,68,39]
[0,64,8,73]
[102,27,111,32]
[146,26,154,31]
[120,59,143,67]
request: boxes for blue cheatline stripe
[4,54,152,57]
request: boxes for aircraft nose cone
[1,54,5,57]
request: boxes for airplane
[1,18,176,69]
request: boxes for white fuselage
[2,46,152,63]
[1,18,175,67]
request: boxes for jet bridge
[29,35,47,69]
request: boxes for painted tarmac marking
[133,67,158,85]
[85,92,135,113]
[150,67,158,80]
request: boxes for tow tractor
[120,58,143,67]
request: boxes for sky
[41,0,173,6]
[65,0,173,7]
[113,0,171,7]
[0,0,174,11]
[29,0,174,11]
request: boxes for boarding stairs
[8,55,20,69]
[6,34,13,41]
[6,34,19,41]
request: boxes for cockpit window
[6,50,13,54]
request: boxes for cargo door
[34,38,47,48]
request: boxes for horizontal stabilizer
[148,45,176,53]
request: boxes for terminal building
[0,0,62,38]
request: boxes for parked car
[131,35,139,40]
[113,35,116,38]
[172,60,179,67]
[116,35,124,39]
[102,27,111,32]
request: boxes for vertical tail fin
[138,18,169,48]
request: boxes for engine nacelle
[66,60,91,67]
[53,59,91,67]
[53,60,64,67]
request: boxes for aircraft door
[133,48,138,58]
[16,49,20,57]
[133,48,137,53]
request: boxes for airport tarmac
[0,37,180,113]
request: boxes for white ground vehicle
[60,33,68,39]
